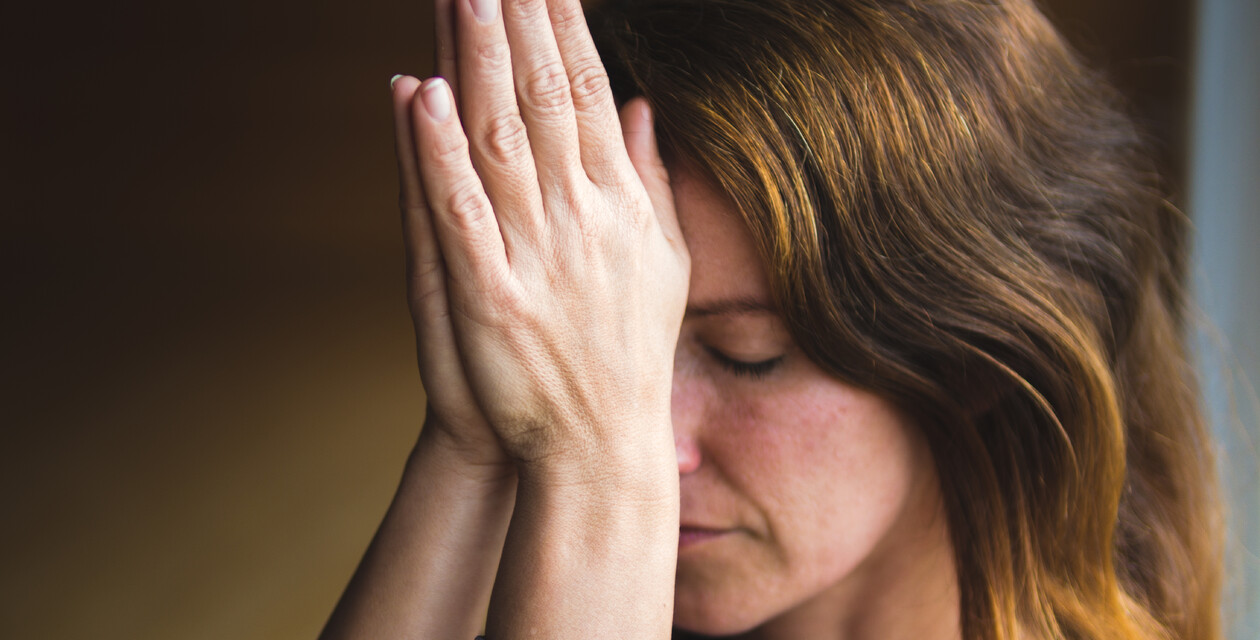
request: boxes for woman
[322,0,1223,638]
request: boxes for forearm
[485,434,680,640]
[320,423,517,640]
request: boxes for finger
[434,0,459,98]
[546,0,632,184]
[412,77,510,292]
[455,0,547,242]
[394,76,491,439]
[393,74,427,228]
[620,98,682,245]
[499,0,585,189]
[393,75,452,333]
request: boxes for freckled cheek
[709,390,858,491]
[712,386,922,531]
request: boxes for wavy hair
[588,0,1222,637]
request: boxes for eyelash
[704,347,784,379]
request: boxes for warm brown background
[3,1,1192,638]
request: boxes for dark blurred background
[3,0,1250,638]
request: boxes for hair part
[589,0,1222,638]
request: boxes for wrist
[409,418,517,490]
[513,423,679,508]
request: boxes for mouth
[678,526,732,549]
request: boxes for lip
[678,525,733,549]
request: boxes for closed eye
[704,346,784,379]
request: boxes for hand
[404,0,689,471]
[391,8,507,476]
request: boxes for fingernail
[390,74,405,89]
[639,100,653,127]
[421,78,452,121]
[470,0,497,23]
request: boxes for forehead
[671,170,773,306]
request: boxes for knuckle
[522,62,572,115]
[583,154,623,183]
[407,269,446,311]
[468,272,525,328]
[445,181,492,229]
[412,253,444,286]
[473,39,512,74]
[493,280,529,316]
[478,112,530,164]
[567,61,611,108]
[503,0,545,21]
[430,131,470,167]
[550,1,586,33]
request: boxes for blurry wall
[3,0,1244,638]
[4,2,435,638]
[1189,0,1260,637]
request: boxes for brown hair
[588,0,1222,637]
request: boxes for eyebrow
[685,297,778,318]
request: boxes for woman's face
[670,171,956,637]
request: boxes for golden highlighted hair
[589,0,1223,637]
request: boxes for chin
[673,616,761,638]
[673,588,767,638]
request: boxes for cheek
[715,380,924,566]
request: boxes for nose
[672,358,704,476]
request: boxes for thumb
[620,98,681,243]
